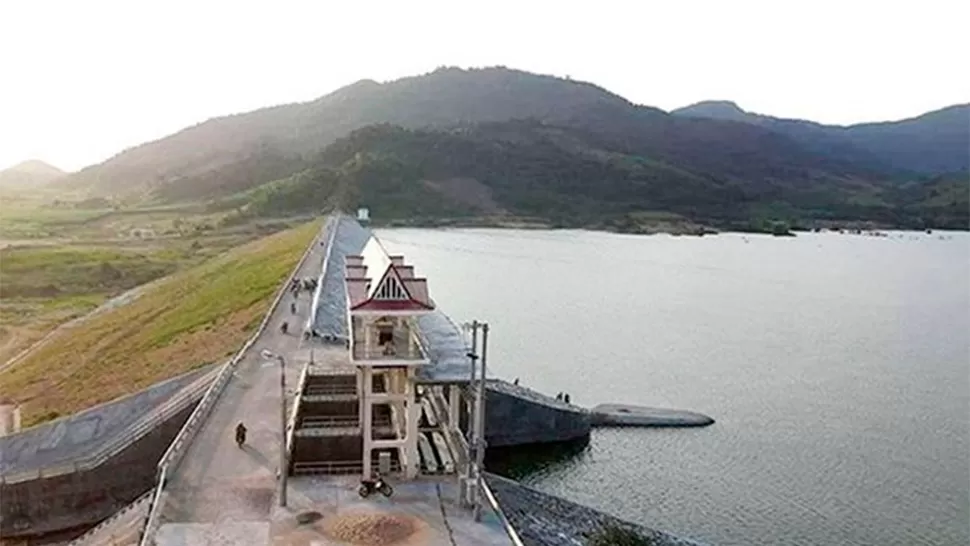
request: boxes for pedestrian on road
[290,302,296,314]
[235,422,247,447]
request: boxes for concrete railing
[0,366,217,485]
[350,343,428,361]
[138,216,333,546]
[285,362,309,456]
[481,480,527,546]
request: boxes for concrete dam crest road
[157,223,329,531]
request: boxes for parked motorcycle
[358,473,393,498]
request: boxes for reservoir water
[376,228,969,546]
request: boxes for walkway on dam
[155,219,333,534]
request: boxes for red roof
[345,238,434,312]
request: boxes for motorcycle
[358,473,393,498]
[280,322,289,335]
[235,424,247,448]
[290,302,297,314]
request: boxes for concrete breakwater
[485,379,592,448]
[486,472,708,546]
[590,403,715,428]
[483,382,715,448]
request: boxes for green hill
[233,121,965,231]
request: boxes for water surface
[377,228,969,546]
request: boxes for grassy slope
[0,199,281,364]
[0,219,320,427]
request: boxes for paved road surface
[158,220,331,529]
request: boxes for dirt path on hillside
[0,325,37,365]
[0,284,150,375]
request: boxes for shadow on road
[240,444,271,468]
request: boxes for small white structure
[345,238,434,479]
[356,207,370,224]
[0,402,22,436]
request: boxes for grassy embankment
[0,203,320,427]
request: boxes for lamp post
[261,349,288,507]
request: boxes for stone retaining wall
[485,473,707,546]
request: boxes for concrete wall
[0,404,195,540]
[483,381,591,448]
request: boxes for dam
[0,213,708,546]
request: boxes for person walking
[235,422,247,447]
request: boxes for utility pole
[467,320,479,443]
[460,320,479,508]
[473,322,489,522]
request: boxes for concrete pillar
[448,385,460,431]
[362,317,371,356]
[361,366,373,479]
[405,367,420,479]
[385,370,397,436]
[357,369,365,428]
[407,318,417,357]
[394,370,406,437]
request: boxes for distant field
[0,195,305,364]
[0,244,178,364]
[0,219,321,427]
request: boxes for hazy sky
[1,0,967,172]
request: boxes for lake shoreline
[372,216,969,237]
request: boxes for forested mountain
[673,101,970,174]
[234,122,967,230]
[47,66,968,229]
